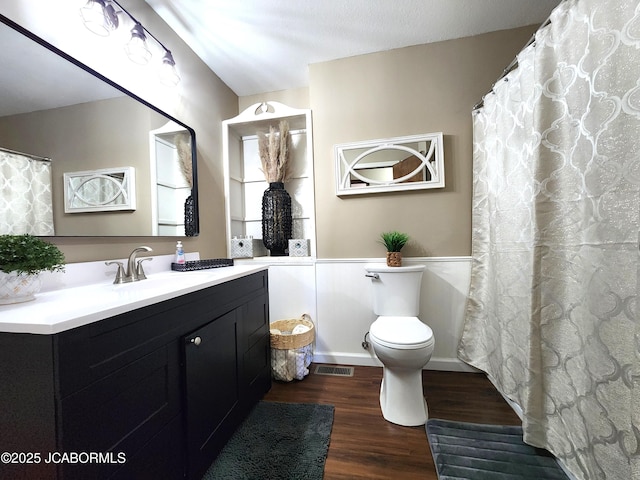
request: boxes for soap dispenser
[175,241,185,264]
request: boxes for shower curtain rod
[472,7,558,112]
[0,146,51,162]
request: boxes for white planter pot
[0,271,42,305]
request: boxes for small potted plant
[380,231,409,267]
[0,234,65,304]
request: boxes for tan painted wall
[0,0,238,263]
[309,26,536,258]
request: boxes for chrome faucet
[126,246,152,281]
[105,246,153,284]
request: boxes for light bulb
[124,23,151,65]
[80,0,118,36]
[159,51,180,86]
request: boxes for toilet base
[379,366,428,427]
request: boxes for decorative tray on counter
[171,258,234,272]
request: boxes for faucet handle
[136,257,153,280]
[105,261,126,284]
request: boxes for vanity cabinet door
[184,308,240,480]
[109,415,183,480]
[183,270,271,479]
[58,341,181,479]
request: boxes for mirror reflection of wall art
[63,167,136,213]
[334,132,444,196]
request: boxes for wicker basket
[270,314,315,382]
[270,314,315,350]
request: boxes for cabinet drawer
[56,299,189,397]
[59,343,180,479]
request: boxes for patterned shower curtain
[458,1,639,479]
[0,150,54,235]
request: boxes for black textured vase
[262,182,292,256]
[184,195,196,236]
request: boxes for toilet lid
[370,316,434,349]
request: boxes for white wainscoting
[264,256,476,372]
[267,262,318,326]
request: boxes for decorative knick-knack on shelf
[258,120,292,256]
[379,231,409,267]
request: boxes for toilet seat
[370,316,434,350]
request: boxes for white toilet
[365,264,434,426]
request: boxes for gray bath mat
[426,419,569,479]
[202,401,334,479]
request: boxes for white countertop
[0,265,267,335]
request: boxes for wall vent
[313,365,354,377]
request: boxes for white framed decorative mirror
[334,132,444,196]
[63,167,136,213]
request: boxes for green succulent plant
[379,231,409,252]
[0,234,65,275]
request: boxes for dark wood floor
[263,364,520,480]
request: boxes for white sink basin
[109,271,209,295]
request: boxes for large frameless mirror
[0,14,199,236]
[334,132,444,196]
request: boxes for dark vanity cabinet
[0,270,271,480]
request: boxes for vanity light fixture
[79,0,180,85]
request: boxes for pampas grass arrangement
[258,120,292,183]
[175,132,193,188]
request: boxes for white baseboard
[312,352,381,367]
[313,352,480,373]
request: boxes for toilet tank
[365,264,425,316]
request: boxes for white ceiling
[146,0,561,97]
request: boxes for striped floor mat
[426,419,569,479]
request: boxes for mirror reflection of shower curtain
[458,1,639,480]
[0,150,54,235]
